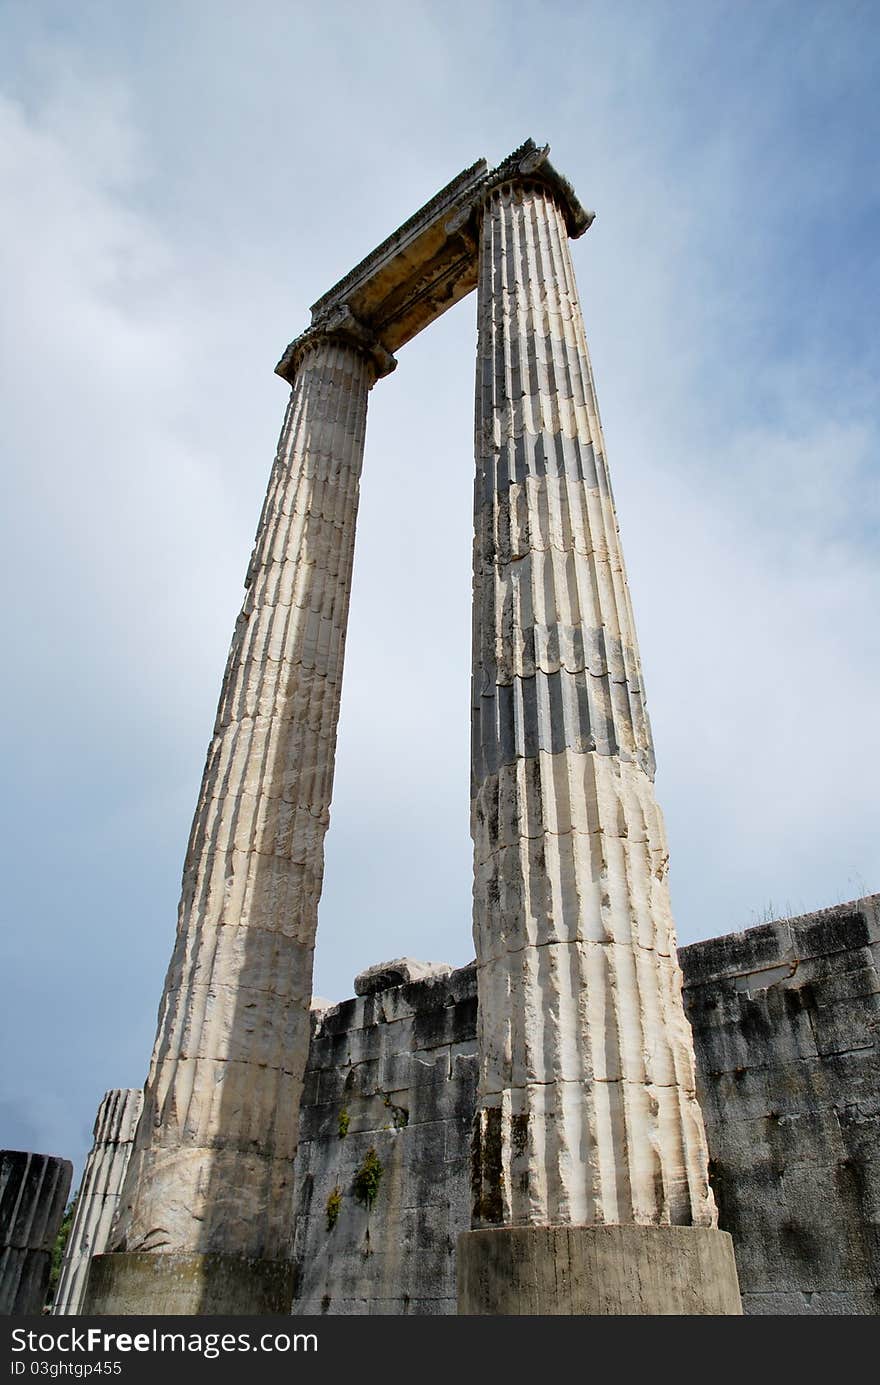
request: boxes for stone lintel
[276,140,594,373]
[307,157,488,353]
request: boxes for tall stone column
[84,311,394,1316]
[458,167,741,1313]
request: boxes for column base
[457,1225,742,1315]
[82,1252,295,1316]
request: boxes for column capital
[444,138,596,244]
[275,304,397,386]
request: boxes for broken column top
[276,139,594,380]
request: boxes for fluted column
[469,178,717,1233]
[1,1151,72,1315]
[85,314,394,1314]
[53,1090,143,1315]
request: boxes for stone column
[53,1090,143,1315]
[1,1151,72,1315]
[84,312,394,1316]
[458,171,741,1313]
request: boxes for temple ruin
[52,892,880,1316]
[74,139,746,1314]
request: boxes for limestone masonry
[681,896,880,1314]
[62,137,822,1312]
[107,334,384,1279]
[289,895,879,1314]
[6,138,873,1318]
[469,170,714,1237]
[54,895,879,1313]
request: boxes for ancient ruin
[57,894,880,1315]
[0,1150,71,1315]
[78,140,742,1315]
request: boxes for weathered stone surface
[457,1225,742,1315]
[681,896,880,1316]
[290,968,478,1315]
[53,1090,143,1316]
[1,1151,72,1315]
[469,172,715,1232]
[84,142,877,1317]
[289,896,879,1314]
[354,958,453,997]
[84,1252,294,1316]
[107,324,391,1286]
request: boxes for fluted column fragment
[1,1151,72,1315]
[53,1090,143,1315]
[470,179,716,1231]
[109,321,391,1264]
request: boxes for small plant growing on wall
[383,1093,409,1129]
[352,1147,383,1210]
[325,1186,342,1231]
[338,1108,350,1138]
[45,1194,78,1307]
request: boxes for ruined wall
[56,899,878,1315]
[680,896,880,1315]
[292,897,879,1315]
[290,962,477,1314]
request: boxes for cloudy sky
[2,0,878,1179]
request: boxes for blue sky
[1,0,878,1178]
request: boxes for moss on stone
[383,1094,409,1129]
[353,1147,383,1209]
[511,1113,529,1158]
[325,1186,342,1230]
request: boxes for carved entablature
[470,138,595,239]
[276,141,594,375]
[275,305,397,386]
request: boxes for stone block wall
[57,896,880,1315]
[290,964,477,1314]
[292,896,879,1315]
[680,896,880,1315]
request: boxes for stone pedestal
[84,1252,294,1317]
[457,1226,742,1315]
